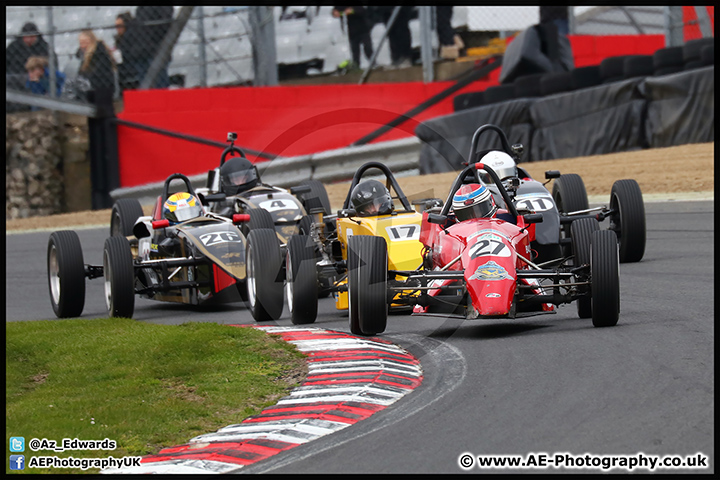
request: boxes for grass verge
[5,318,307,474]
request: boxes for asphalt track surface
[5,200,714,473]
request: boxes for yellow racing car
[284,161,443,334]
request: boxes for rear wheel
[286,235,318,324]
[571,218,600,318]
[348,236,388,336]
[553,174,589,255]
[591,230,620,327]
[110,199,144,237]
[299,180,331,215]
[609,179,646,263]
[245,228,284,321]
[103,235,135,318]
[47,231,86,318]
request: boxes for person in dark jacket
[333,6,374,68]
[375,6,413,67]
[127,6,174,88]
[77,29,116,96]
[6,22,56,75]
[539,6,569,36]
[113,11,139,90]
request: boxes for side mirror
[511,143,524,157]
[290,185,312,195]
[544,170,561,180]
[522,213,543,224]
[203,192,227,203]
[152,219,170,229]
[427,213,448,225]
[232,214,250,225]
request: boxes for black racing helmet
[219,157,258,196]
[350,179,394,216]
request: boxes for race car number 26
[199,231,242,246]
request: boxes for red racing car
[346,161,621,336]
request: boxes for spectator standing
[376,6,413,67]
[131,6,174,88]
[539,6,569,36]
[113,11,139,91]
[25,56,66,100]
[436,6,464,59]
[77,29,116,97]
[333,6,374,68]
[6,22,56,76]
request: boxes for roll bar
[341,161,413,212]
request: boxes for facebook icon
[10,455,25,470]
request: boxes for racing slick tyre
[553,173,590,255]
[103,235,135,318]
[245,228,284,321]
[609,179,646,263]
[590,230,620,327]
[47,230,86,318]
[299,180,332,216]
[286,234,319,324]
[348,235,388,336]
[552,173,589,215]
[110,198,144,237]
[242,208,275,236]
[570,217,600,319]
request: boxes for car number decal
[469,235,511,258]
[259,199,298,212]
[199,231,242,246]
[385,225,420,241]
[515,195,554,212]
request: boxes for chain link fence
[6,6,714,113]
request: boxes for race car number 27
[469,237,511,258]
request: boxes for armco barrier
[109,136,421,205]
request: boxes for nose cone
[465,260,516,316]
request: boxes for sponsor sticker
[485,293,502,298]
[468,261,514,281]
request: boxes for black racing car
[48,173,285,321]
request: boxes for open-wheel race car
[283,161,442,329]
[344,158,623,336]
[464,124,646,265]
[193,132,332,247]
[48,173,285,321]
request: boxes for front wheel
[591,230,620,327]
[570,217,600,319]
[609,179,646,263]
[245,228,284,321]
[110,198,144,237]
[286,234,319,324]
[347,235,388,336]
[47,231,86,318]
[103,235,135,318]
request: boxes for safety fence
[6,6,714,113]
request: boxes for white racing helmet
[478,151,518,184]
